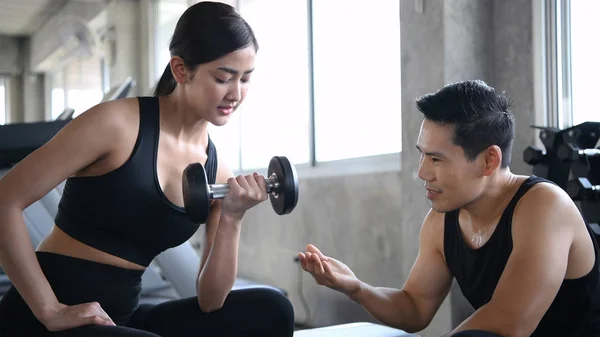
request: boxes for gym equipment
[101,76,136,102]
[0,120,71,168]
[294,322,418,337]
[523,126,570,188]
[524,121,600,244]
[523,146,546,165]
[182,156,299,224]
[567,177,600,201]
[557,143,600,162]
[524,122,600,188]
[55,108,75,121]
[0,121,287,303]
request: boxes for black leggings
[0,252,294,337]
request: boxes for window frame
[150,0,402,178]
[0,77,6,125]
[235,0,401,178]
[544,0,575,130]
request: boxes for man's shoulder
[512,175,584,233]
[420,208,447,250]
[516,176,570,212]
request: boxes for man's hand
[298,244,362,295]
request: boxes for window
[547,0,600,128]
[569,0,600,125]
[154,0,189,83]
[312,0,401,162]
[209,0,311,171]
[64,57,104,117]
[49,56,104,120]
[212,0,401,173]
[50,70,66,120]
[149,0,402,175]
[0,78,5,125]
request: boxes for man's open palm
[298,244,361,295]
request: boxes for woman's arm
[195,162,241,312]
[196,200,242,312]
[0,99,129,327]
[195,161,268,312]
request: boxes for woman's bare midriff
[36,225,146,271]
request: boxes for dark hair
[153,1,258,96]
[415,80,515,168]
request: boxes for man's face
[416,119,487,213]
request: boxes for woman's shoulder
[76,97,141,133]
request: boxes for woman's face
[180,46,256,126]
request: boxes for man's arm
[354,209,453,332]
[302,209,453,332]
[446,183,579,337]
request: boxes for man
[298,80,600,337]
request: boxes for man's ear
[169,56,188,84]
[482,145,503,176]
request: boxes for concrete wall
[0,36,23,76]
[0,35,45,123]
[188,1,537,337]
[105,0,143,96]
[6,76,24,124]
[0,36,25,124]
[21,38,46,123]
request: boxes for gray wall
[105,0,142,96]
[190,1,537,336]
[0,36,23,77]
[0,35,45,123]
[0,36,24,124]
[21,38,46,123]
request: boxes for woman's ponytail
[153,64,177,96]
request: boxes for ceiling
[0,0,71,37]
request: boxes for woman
[0,2,294,336]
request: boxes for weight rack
[524,121,600,236]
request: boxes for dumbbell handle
[577,148,600,157]
[587,184,600,192]
[208,174,280,199]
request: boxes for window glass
[212,0,311,171]
[312,0,402,162]
[570,0,600,125]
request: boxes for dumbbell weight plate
[182,163,211,224]
[268,156,299,215]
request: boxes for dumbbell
[566,177,600,201]
[182,156,299,224]
[557,143,600,162]
[523,146,546,165]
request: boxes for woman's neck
[159,92,209,147]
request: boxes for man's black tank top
[444,176,600,336]
[54,96,218,267]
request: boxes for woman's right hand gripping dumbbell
[220,173,268,222]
